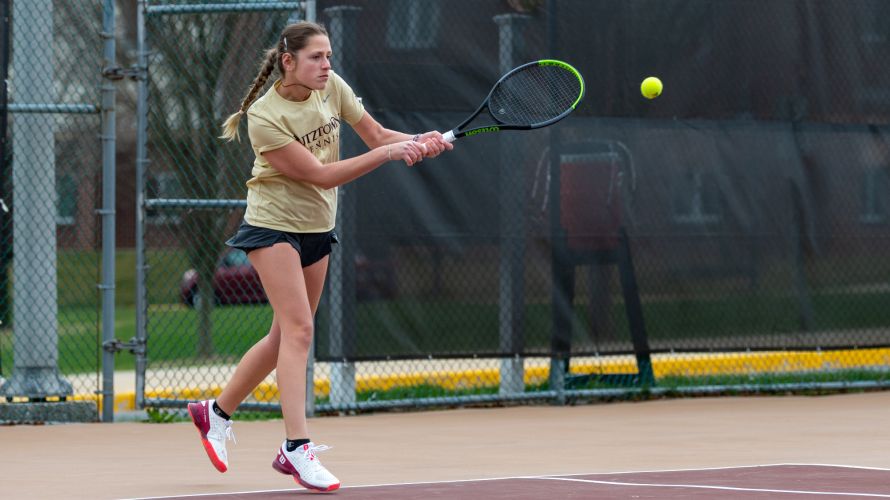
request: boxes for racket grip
[443,130,456,143]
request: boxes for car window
[222,249,251,267]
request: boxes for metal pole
[133,0,149,413]
[494,13,531,396]
[146,2,303,15]
[323,5,362,409]
[99,0,117,422]
[2,0,71,402]
[546,0,567,402]
[0,0,10,332]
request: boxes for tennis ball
[641,76,663,99]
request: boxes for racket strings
[489,65,581,125]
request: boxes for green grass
[3,286,889,378]
[1,248,190,309]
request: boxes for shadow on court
[153,465,890,499]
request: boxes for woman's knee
[279,320,314,350]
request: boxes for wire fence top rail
[145,1,304,15]
[145,198,247,209]
[6,104,99,114]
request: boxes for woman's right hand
[387,140,427,166]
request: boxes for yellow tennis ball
[641,76,663,99]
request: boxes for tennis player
[187,21,452,492]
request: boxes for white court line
[124,490,296,499]
[538,476,890,498]
[778,463,890,472]
[123,475,554,499]
[544,463,890,476]
[124,463,890,499]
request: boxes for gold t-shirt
[244,71,365,232]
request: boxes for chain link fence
[2,0,890,420]
[138,0,890,414]
[0,0,104,420]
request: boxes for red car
[180,248,396,307]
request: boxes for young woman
[187,21,452,492]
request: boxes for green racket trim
[536,59,586,110]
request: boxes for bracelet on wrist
[387,145,392,161]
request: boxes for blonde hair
[220,22,329,142]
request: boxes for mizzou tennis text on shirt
[245,71,364,233]
[295,116,342,155]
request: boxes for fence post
[494,13,531,396]
[301,0,318,418]
[133,0,149,414]
[324,4,363,409]
[0,0,72,403]
[98,0,118,422]
[0,0,10,333]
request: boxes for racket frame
[443,59,585,143]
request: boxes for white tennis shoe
[272,441,341,492]
[187,399,236,473]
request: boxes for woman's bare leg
[246,243,328,438]
[214,318,280,415]
[216,250,329,418]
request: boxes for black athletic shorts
[225,220,338,268]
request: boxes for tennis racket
[442,59,585,143]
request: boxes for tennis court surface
[135,465,890,499]
[3,391,889,499]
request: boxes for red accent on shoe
[188,402,227,473]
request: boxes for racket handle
[443,130,456,143]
